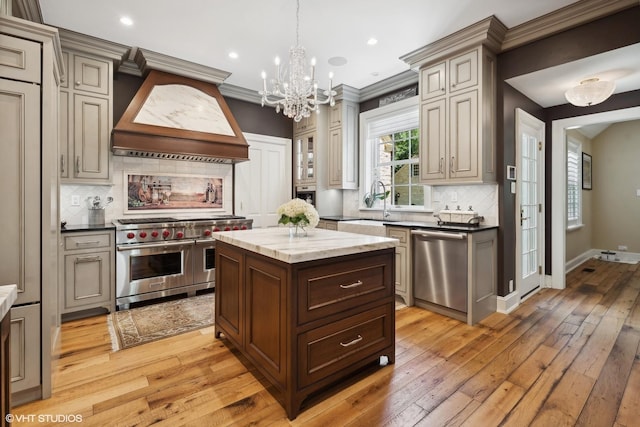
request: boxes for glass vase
[289,222,308,237]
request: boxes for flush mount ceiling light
[564,78,615,107]
[259,0,335,122]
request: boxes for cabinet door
[72,54,110,95]
[419,99,446,182]
[215,245,243,346]
[0,34,40,84]
[10,304,40,393]
[73,94,110,180]
[420,61,446,101]
[1,314,9,423]
[245,255,287,386]
[329,103,342,128]
[0,79,41,305]
[328,127,342,188]
[449,50,478,93]
[59,90,71,179]
[449,90,478,180]
[293,112,316,133]
[63,250,112,311]
[294,132,315,185]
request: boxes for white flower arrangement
[277,198,319,228]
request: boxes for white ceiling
[38,0,585,94]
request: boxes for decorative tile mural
[126,172,223,212]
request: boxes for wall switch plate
[637,189,640,197]
[450,191,458,202]
[618,245,628,251]
[71,195,80,206]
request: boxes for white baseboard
[566,249,599,273]
[497,291,520,314]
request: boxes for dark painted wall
[496,6,640,296]
[113,73,292,139]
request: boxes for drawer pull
[75,241,101,246]
[75,256,100,263]
[340,280,363,289]
[340,335,363,347]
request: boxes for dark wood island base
[214,239,396,420]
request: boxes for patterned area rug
[108,293,214,351]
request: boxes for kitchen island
[213,228,397,419]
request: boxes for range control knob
[162,230,170,238]
[224,226,231,231]
[204,229,212,236]
[176,231,184,239]
[151,231,159,238]
[213,227,220,232]
[126,232,135,239]
[232,225,239,230]
[139,231,147,238]
[241,225,248,230]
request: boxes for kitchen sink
[336,219,387,237]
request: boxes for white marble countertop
[213,227,398,264]
[0,285,18,319]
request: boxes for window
[567,138,582,228]
[360,96,431,210]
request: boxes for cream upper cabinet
[60,49,112,183]
[419,46,495,184]
[328,99,358,190]
[294,131,316,186]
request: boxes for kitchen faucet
[371,180,391,219]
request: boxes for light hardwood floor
[13,258,640,426]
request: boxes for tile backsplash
[60,156,233,226]
[342,184,499,225]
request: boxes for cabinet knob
[75,81,81,86]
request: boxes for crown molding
[358,70,418,102]
[219,83,263,104]
[501,0,640,51]
[58,28,129,70]
[10,0,42,23]
[133,48,230,85]
[400,15,508,70]
[333,84,360,103]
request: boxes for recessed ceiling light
[367,38,378,46]
[119,16,133,26]
[228,51,239,59]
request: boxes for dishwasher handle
[411,229,467,240]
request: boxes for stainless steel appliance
[412,229,468,317]
[113,216,252,309]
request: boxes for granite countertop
[382,221,498,233]
[0,285,17,319]
[213,227,398,264]
[61,223,116,233]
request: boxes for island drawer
[297,304,393,388]
[64,232,112,250]
[297,252,393,324]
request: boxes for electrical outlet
[509,279,514,293]
[451,191,458,202]
[71,195,80,206]
[618,245,628,251]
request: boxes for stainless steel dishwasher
[412,229,468,314]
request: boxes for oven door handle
[410,230,467,240]
[117,241,195,251]
[195,239,217,245]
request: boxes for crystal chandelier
[259,0,335,122]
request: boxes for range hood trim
[112,70,249,163]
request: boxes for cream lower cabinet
[10,304,40,395]
[386,227,412,305]
[61,231,115,315]
[316,220,338,230]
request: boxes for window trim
[566,138,582,229]
[359,96,432,212]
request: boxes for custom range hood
[112,70,248,163]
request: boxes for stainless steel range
[113,216,252,309]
